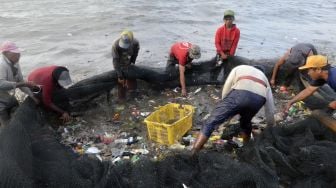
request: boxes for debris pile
[56,85,311,163]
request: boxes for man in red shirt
[214,10,240,79]
[28,66,73,122]
[167,42,201,96]
[215,10,240,60]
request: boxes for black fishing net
[1,56,336,187]
[1,99,336,188]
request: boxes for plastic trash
[100,134,114,144]
[210,94,219,100]
[95,154,102,161]
[114,137,137,145]
[131,155,140,163]
[332,111,336,119]
[112,157,121,164]
[131,148,149,155]
[182,135,195,146]
[217,68,225,82]
[288,106,297,116]
[232,137,243,148]
[85,147,101,154]
[209,135,221,141]
[274,112,285,122]
[194,88,202,94]
[112,113,120,121]
[140,112,151,117]
[202,113,211,121]
[169,143,185,150]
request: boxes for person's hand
[181,88,187,97]
[25,81,38,89]
[329,101,336,110]
[284,102,292,114]
[60,112,71,123]
[270,79,276,88]
[221,53,228,60]
[118,78,127,88]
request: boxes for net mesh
[1,99,336,187]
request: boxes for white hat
[58,71,73,88]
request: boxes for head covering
[57,70,73,88]
[121,30,133,40]
[286,51,305,66]
[253,65,266,74]
[299,55,328,70]
[118,30,133,49]
[188,44,201,59]
[0,41,20,53]
[223,10,235,19]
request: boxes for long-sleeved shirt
[0,55,33,110]
[215,24,240,56]
[111,38,140,78]
[221,65,275,125]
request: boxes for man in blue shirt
[285,55,336,132]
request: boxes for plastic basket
[144,103,195,145]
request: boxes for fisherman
[166,42,201,97]
[270,43,317,90]
[111,30,140,102]
[192,65,275,154]
[285,55,336,132]
[215,10,240,62]
[28,66,73,123]
[213,10,240,80]
[0,41,39,126]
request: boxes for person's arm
[42,84,71,122]
[16,66,37,98]
[179,64,187,96]
[111,44,123,78]
[0,65,21,90]
[221,67,237,99]
[130,40,140,64]
[215,28,226,59]
[264,86,275,126]
[49,102,71,122]
[311,110,336,132]
[191,133,208,155]
[328,101,336,110]
[285,85,318,112]
[229,28,240,56]
[270,50,290,87]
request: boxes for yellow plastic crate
[144,103,195,145]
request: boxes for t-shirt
[28,66,59,109]
[286,43,317,67]
[310,67,336,91]
[169,42,192,66]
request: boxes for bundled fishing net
[1,99,336,188]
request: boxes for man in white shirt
[192,65,275,153]
[0,41,38,126]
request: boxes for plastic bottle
[288,106,297,116]
[114,137,137,145]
